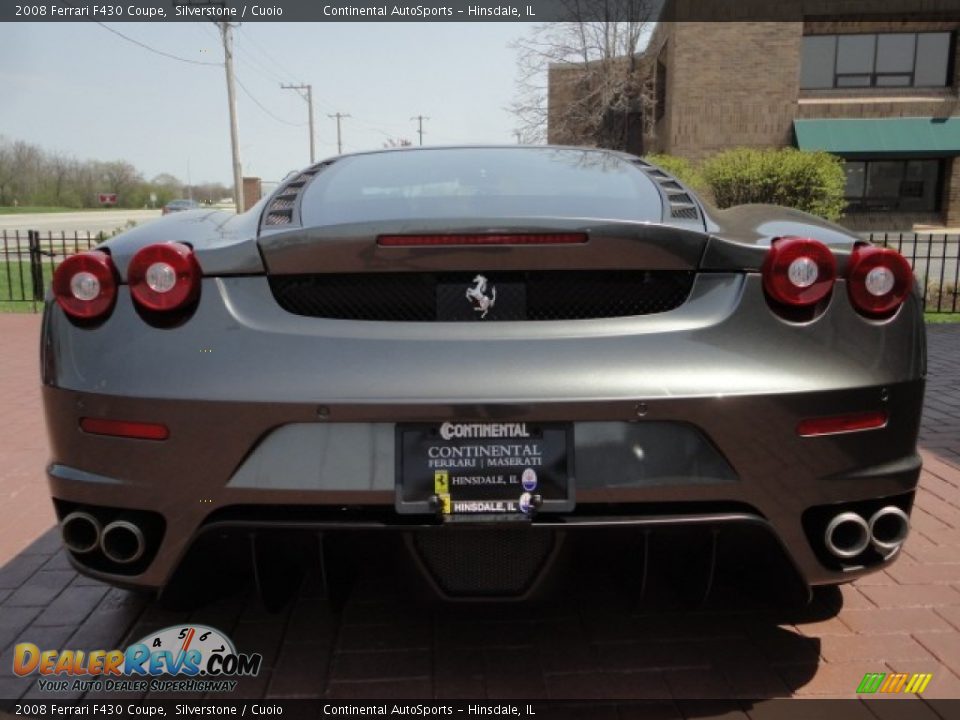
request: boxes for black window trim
[842,157,945,214]
[802,30,953,90]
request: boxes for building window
[844,159,943,213]
[801,32,952,89]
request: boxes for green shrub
[644,154,706,193]
[701,147,846,221]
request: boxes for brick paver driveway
[2,315,960,705]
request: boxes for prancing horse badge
[466,274,496,318]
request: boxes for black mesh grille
[412,528,556,597]
[672,206,700,220]
[269,270,695,322]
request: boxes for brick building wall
[548,9,960,228]
[242,177,262,213]
[647,22,804,161]
[640,18,960,228]
[646,20,960,157]
[946,160,960,227]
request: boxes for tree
[0,139,15,206]
[45,153,74,207]
[509,4,659,150]
[100,161,143,207]
[151,173,182,190]
[10,140,43,204]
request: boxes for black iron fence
[865,233,959,314]
[1,230,104,310]
[2,228,959,314]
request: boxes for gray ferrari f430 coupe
[42,146,925,601]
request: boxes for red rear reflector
[80,418,169,441]
[796,411,887,437]
[377,233,588,247]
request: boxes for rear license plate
[395,422,575,516]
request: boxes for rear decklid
[255,147,717,323]
[257,146,709,275]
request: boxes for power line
[95,23,220,67]
[234,33,289,85]
[238,27,299,82]
[236,77,306,128]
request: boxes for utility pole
[513,131,522,144]
[410,115,429,146]
[327,112,351,154]
[218,21,244,213]
[281,83,316,163]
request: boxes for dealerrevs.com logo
[13,625,262,694]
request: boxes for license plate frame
[394,422,575,517]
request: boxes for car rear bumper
[41,273,926,594]
[44,380,923,592]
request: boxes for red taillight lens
[52,251,118,320]
[80,417,169,440]
[762,237,836,308]
[128,243,201,312]
[377,233,588,247]
[847,245,913,318]
[796,411,888,437]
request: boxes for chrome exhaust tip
[824,512,870,559]
[100,520,146,564]
[869,506,910,553]
[61,511,101,554]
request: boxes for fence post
[28,229,44,305]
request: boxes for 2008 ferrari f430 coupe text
[42,146,925,601]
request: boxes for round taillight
[128,243,201,312]
[847,245,913,318]
[52,251,117,320]
[762,237,836,307]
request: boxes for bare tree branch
[509,0,660,150]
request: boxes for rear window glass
[299,148,660,225]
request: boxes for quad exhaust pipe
[60,511,102,554]
[61,509,153,565]
[824,512,871,559]
[868,506,910,554]
[824,506,910,559]
[100,519,146,564]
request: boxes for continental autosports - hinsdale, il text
[323,5,525,16]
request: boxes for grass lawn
[0,206,101,215]
[0,261,52,312]
[925,312,960,324]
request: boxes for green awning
[793,117,960,156]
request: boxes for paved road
[1,316,959,703]
[0,210,162,235]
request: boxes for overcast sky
[1,22,533,185]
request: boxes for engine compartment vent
[632,158,703,228]
[260,161,335,232]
